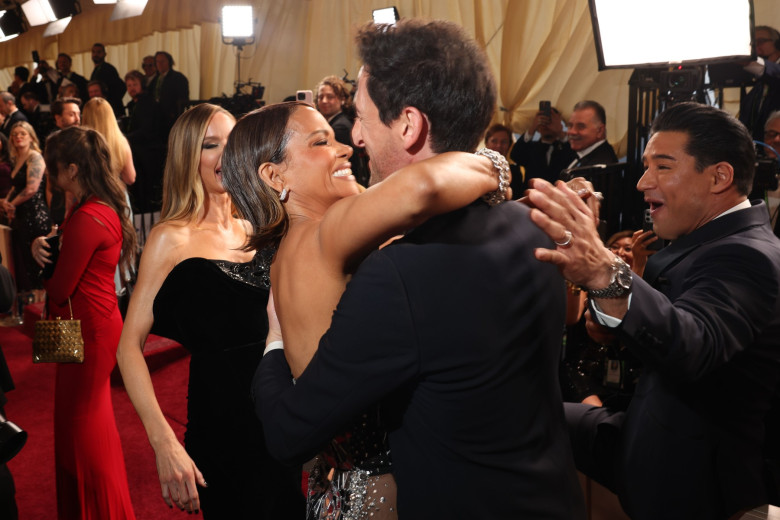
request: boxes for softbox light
[588,0,754,70]
[221,5,254,45]
[0,9,26,42]
[109,0,148,21]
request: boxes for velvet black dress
[9,163,51,291]
[151,249,304,519]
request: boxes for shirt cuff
[263,340,284,356]
[591,293,632,328]
[744,57,765,77]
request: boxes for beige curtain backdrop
[0,0,777,156]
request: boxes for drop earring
[279,187,289,202]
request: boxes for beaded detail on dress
[307,408,396,519]
[209,246,273,290]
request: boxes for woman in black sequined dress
[1,122,51,293]
[222,102,502,520]
[116,104,304,518]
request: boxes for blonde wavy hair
[159,103,235,224]
[81,97,129,180]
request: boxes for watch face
[615,258,633,290]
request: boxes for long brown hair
[44,127,137,276]
[159,103,235,224]
[221,101,307,251]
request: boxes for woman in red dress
[32,126,138,520]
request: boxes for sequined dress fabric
[152,248,305,518]
[307,407,397,519]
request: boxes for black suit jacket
[575,140,618,167]
[148,69,190,131]
[1,110,28,137]
[608,201,780,518]
[55,71,88,103]
[509,137,577,192]
[256,201,585,519]
[91,62,127,117]
[739,60,780,142]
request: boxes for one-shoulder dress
[151,249,305,519]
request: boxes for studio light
[42,15,69,36]
[588,0,753,70]
[0,9,26,42]
[109,0,148,21]
[221,5,254,46]
[21,0,78,25]
[372,7,399,25]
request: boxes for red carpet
[1,319,191,519]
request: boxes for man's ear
[258,162,283,193]
[710,161,735,194]
[397,106,429,153]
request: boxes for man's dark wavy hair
[355,19,496,153]
[651,102,755,196]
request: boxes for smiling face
[486,130,511,157]
[608,236,633,267]
[637,131,721,240]
[199,111,235,196]
[568,107,605,152]
[352,68,407,185]
[275,106,358,209]
[316,84,342,119]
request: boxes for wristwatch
[587,255,633,299]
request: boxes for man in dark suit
[0,93,28,137]
[90,43,127,118]
[54,53,88,102]
[148,51,189,134]
[739,25,780,142]
[510,106,576,189]
[528,102,780,519]
[254,19,585,519]
[566,100,618,169]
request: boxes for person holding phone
[509,101,575,192]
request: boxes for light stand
[221,5,256,97]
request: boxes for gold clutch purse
[32,298,84,364]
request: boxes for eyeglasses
[766,130,780,140]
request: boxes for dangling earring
[279,187,289,202]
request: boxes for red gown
[44,197,136,520]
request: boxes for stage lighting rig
[21,0,79,36]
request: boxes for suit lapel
[643,202,769,288]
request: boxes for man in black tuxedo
[528,102,780,519]
[54,53,88,102]
[566,100,618,169]
[90,43,127,118]
[510,106,576,190]
[148,51,189,134]
[254,19,585,519]
[0,93,28,137]
[740,26,780,142]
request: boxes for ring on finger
[555,230,573,248]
